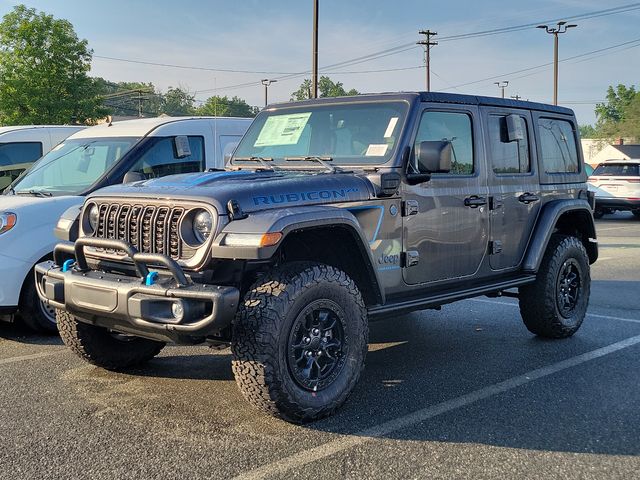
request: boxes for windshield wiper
[15,189,53,197]
[284,156,338,173]
[233,156,279,171]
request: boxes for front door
[481,107,541,270]
[402,106,489,285]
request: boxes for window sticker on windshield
[384,117,399,138]
[254,112,312,147]
[365,144,388,156]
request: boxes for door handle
[464,196,487,208]
[518,193,540,204]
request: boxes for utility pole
[312,0,319,98]
[137,90,142,117]
[537,21,577,105]
[261,79,277,107]
[494,81,509,98]
[417,30,438,92]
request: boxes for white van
[0,125,85,191]
[0,116,251,332]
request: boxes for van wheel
[231,263,368,423]
[57,310,165,371]
[519,235,590,338]
[19,276,58,334]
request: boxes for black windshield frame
[231,99,410,168]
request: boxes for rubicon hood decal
[89,170,374,213]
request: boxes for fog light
[171,302,184,321]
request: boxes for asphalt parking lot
[1,213,639,480]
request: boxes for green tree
[96,79,162,117]
[579,124,598,138]
[161,86,195,116]
[195,95,258,117]
[593,84,640,140]
[0,5,107,125]
[291,76,359,101]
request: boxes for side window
[538,118,579,173]
[128,136,205,179]
[489,115,530,174]
[413,111,474,175]
[0,142,43,166]
[0,142,44,189]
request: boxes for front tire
[593,208,604,219]
[231,263,368,423]
[632,210,640,219]
[57,310,165,371]
[519,235,590,338]
[19,276,58,334]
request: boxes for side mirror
[223,141,240,164]
[123,171,145,183]
[416,140,452,174]
[506,114,524,142]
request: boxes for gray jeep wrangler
[36,93,597,422]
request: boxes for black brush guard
[35,238,240,344]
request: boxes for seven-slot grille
[92,203,191,260]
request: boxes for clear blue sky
[1,0,639,124]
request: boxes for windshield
[232,101,408,166]
[12,137,139,195]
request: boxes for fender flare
[523,199,597,273]
[211,206,385,304]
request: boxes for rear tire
[231,263,368,423]
[56,310,165,371]
[632,210,640,219]
[593,208,604,219]
[519,235,590,338]
[19,276,58,334]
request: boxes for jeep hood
[88,170,375,214]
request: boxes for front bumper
[35,238,240,344]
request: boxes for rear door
[482,107,541,270]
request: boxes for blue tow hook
[62,259,75,272]
[145,271,158,286]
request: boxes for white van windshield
[13,137,138,195]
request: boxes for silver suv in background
[588,159,640,218]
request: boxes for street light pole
[537,21,577,105]
[261,79,277,107]
[494,81,509,98]
[312,0,319,98]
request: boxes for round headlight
[88,205,99,233]
[193,210,212,244]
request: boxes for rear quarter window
[538,118,579,174]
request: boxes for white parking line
[234,334,640,480]
[468,298,640,324]
[0,350,65,366]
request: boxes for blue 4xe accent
[145,271,158,286]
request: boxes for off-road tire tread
[231,263,368,423]
[56,309,165,371]
[519,234,590,338]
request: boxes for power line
[92,3,640,87]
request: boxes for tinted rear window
[592,163,640,176]
[538,118,579,174]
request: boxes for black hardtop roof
[272,91,574,116]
